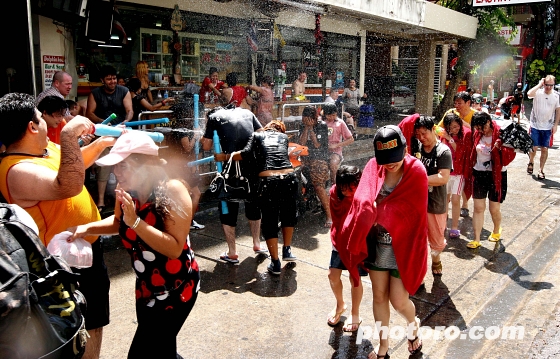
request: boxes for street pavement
[99,116,560,359]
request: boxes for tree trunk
[434,39,471,119]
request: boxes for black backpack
[0,203,87,359]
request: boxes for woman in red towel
[338,125,428,358]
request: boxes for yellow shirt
[438,108,476,127]
[0,142,100,245]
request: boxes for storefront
[31,1,363,102]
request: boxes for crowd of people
[0,65,550,359]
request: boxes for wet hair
[99,65,117,79]
[301,105,317,120]
[127,77,142,93]
[453,91,471,104]
[209,67,218,76]
[471,111,493,130]
[442,112,464,140]
[335,165,362,200]
[264,120,286,133]
[65,99,77,108]
[37,95,68,116]
[260,75,274,88]
[225,72,238,87]
[413,115,436,131]
[322,102,338,116]
[0,93,38,147]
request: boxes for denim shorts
[530,128,552,148]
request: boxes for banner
[473,0,550,7]
[42,55,65,90]
[499,26,522,46]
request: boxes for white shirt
[529,88,560,130]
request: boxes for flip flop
[448,229,461,238]
[327,304,347,326]
[431,261,442,276]
[325,221,333,228]
[253,248,269,254]
[342,317,363,332]
[219,252,239,264]
[466,240,481,249]
[488,227,502,242]
[408,317,423,354]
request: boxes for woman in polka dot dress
[70,132,200,359]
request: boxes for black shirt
[240,130,292,173]
[91,85,129,124]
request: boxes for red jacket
[440,126,473,177]
[465,120,516,202]
[337,154,428,294]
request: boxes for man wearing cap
[413,116,452,276]
[526,75,560,180]
[201,106,264,263]
[0,93,116,359]
[338,125,427,358]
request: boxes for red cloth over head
[338,154,428,295]
[398,113,420,155]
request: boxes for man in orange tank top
[0,93,116,359]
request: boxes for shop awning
[122,0,477,42]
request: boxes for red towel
[337,154,428,295]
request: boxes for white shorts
[446,174,465,196]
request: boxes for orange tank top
[0,142,100,245]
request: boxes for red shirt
[199,77,224,103]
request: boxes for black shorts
[258,173,298,239]
[218,200,261,227]
[73,238,111,330]
[329,250,368,276]
[473,170,507,203]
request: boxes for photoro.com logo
[356,322,525,344]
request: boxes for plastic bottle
[163,90,168,99]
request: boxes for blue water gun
[213,130,228,214]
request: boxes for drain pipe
[26,0,37,96]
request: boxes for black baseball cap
[373,125,406,165]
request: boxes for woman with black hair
[440,112,472,239]
[219,120,298,275]
[465,111,515,249]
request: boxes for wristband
[131,217,141,230]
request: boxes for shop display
[140,28,246,84]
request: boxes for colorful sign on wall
[43,55,65,90]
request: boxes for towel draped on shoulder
[336,154,429,295]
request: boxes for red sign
[43,55,65,63]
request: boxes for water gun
[213,130,228,214]
[187,156,214,167]
[194,94,200,161]
[100,113,117,125]
[125,118,169,127]
[79,113,117,146]
[94,124,164,142]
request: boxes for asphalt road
[98,113,560,359]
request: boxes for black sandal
[527,162,534,174]
[538,171,545,180]
[408,336,423,355]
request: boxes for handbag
[208,155,251,203]
[499,122,533,154]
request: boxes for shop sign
[216,43,233,51]
[43,55,65,89]
[498,26,521,45]
[473,0,550,7]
